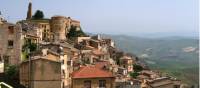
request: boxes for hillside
[101,34,199,86]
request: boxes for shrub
[130,72,139,78]
[5,65,18,79]
[32,10,44,19]
[133,64,143,72]
[67,26,87,38]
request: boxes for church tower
[26,1,32,20]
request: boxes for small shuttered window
[84,80,91,88]
[99,80,106,88]
[8,40,14,48]
[8,26,14,34]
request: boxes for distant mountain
[99,34,199,86]
[127,32,199,39]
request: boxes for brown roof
[72,66,114,79]
[95,61,110,69]
[121,56,132,60]
[148,77,170,83]
[85,45,95,50]
[71,19,80,23]
[26,33,40,38]
[92,50,106,55]
[21,56,60,64]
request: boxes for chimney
[26,1,32,20]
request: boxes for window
[67,61,71,65]
[62,82,65,88]
[173,85,180,88]
[0,55,2,62]
[3,56,9,64]
[62,70,65,75]
[84,80,91,88]
[61,60,64,64]
[99,80,106,88]
[8,26,14,34]
[8,40,14,48]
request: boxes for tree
[22,39,37,52]
[67,25,87,39]
[22,39,37,61]
[5,65,18,79]
[32,10,44,19]
[133,64,143,72]
[130,72,139,78]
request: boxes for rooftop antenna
[0,11,2,18]
[7,16,10,22]
[0,11,3,20]
[0,11,2,22]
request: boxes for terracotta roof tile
[95,61,110,69]
[92,50,105,55]
[72,66,114,79]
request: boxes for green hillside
[103,34,199,86]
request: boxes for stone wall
[50,16,68,42]
[0,22,22,65]
[20,58,61,88]
[72,78,115,88]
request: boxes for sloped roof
[92,49,106,55]
[21,56,60,64]
[95,61,110,69]
[120,56,132,60]
[147,77,175,87]
[72,66,114,79]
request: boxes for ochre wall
[72,77,115,88]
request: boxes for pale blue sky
[0,0,199,37]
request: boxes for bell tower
[26,0,32,20]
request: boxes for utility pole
[28,49,31,88]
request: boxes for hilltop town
[0,1,183,88]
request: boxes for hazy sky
[0,0,199,37]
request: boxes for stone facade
[141,77,181,88]
[50,16,69,42]
[72,78,115,88]
[20,15,81,43]
[50,16,81,42]
[119,56,134,72]
[0,21,22,65]
[71,66,115,88]
[37,43,77,88]
[20,19,51,43]
[20,57,61,88]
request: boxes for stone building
[119,55,135,72]
[139,70,160,80]
[21,1,81,44]
[20,56,61,88]
[141,77,181,88]
[50,16,69,42]
[20,19,51,43]
[71,65,115,88]
[75,37,91,44]
[0,19,22,65]
[20,16,81,43]
[38,42,80,88]
[70,19,80,28]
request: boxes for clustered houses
[0,1,183,88]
